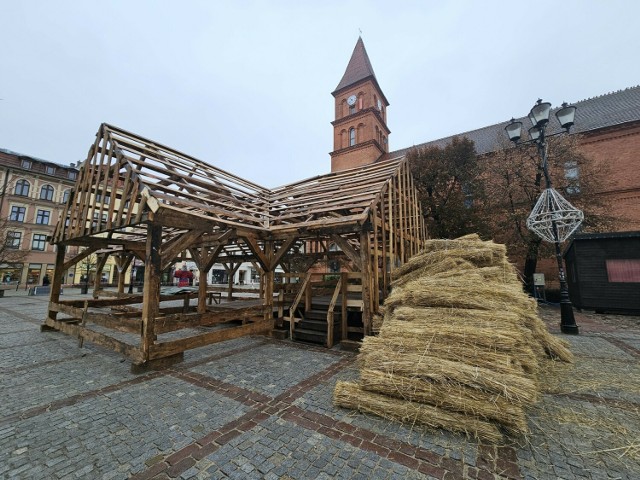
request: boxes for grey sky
[2,1,639,187]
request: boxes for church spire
[333,37,377,94]
[330,38,390,172]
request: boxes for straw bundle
[357,370,528,434]
[334,234,573,441]
[335,381,503,443]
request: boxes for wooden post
[141,223,162,360]
[341,272,348,340]
[263,240,274,321]
[115,255,133,294]
[46,244,67,323]
[223,263,241,300]
[359,230,372,336]
[198,268,207,313]
[93,254,109,299]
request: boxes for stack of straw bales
[334,234,573,442]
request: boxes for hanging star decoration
[526,188,584,243]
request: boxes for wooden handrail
[326,277,342,348]
[289,272,311,339]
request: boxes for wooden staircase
[292,299,342,345]
[288,273,364,347]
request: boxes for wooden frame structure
[44,124,427,369]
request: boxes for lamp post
[505,100,582,334]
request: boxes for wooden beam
[141,224,162,359]
[272,236,297,268]
[62,245,101,272]
[242,235,269,270]
[44,316,144,363]
[46,244,67,322]
[160,230,202,270]
[330,234,362,270]
[148,318,272,360]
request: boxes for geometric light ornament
[526,188,584,243]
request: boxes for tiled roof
[333,37,377,94]
[384,85,640,159]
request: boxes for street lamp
[505,100,582,334]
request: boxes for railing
[326,276,343,348]
[288,271,365,346]
[288,272,312,339]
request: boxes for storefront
[26,263,42,286]
[0,263,23,284]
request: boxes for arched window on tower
[349,128,356,146]
[358,94,363,110]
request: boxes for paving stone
[2,293,640,480]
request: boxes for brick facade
[579,122,640,230]
[331,39,640,292]
[330,38,390,172]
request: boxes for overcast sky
[2,1,639,187]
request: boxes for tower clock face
[377,99,382,110]
[347,95,357,106]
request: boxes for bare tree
[482,133,619,291]
[0,217,29,267]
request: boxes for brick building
[332,37,640,234]
[0,149,81,287]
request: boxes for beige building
[0,148,83,287]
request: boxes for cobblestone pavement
[0,289,639,479]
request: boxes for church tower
[330,37,390,172]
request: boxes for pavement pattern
[0,289,639,479]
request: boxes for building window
[349,128,356,147]
[62,189,71,204]
[40,184,54,201]
[564,161,580,195]
[606,259,640,283]
[6,231,22,249]
[14,179,30,196]
[349,104,355,115]
[31,234,47,251]
[10,206,26,222]
[45,165,56,175]
[68,171,77,180]
[21,159,32,170]
[36,210,50,225]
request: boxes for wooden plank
[149,318,273,360]
[49,302,141,334]
[44,316,144,363]
[155,305,264,333]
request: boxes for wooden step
[304,309,342,321]
[293,328,326,345]
[298,319,328,332]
